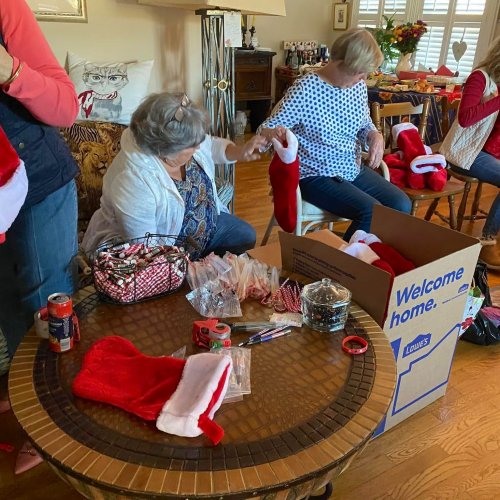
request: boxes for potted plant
[369,15,399,72]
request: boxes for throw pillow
[67,52,154,125]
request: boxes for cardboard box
[249,206,481,435]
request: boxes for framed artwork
[27,0,88,23]
[333,3,349,31]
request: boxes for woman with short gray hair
[82,92,266,259]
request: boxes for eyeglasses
[170,94,191,123]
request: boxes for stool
[448,170,487,231]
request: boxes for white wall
[35,0,336,104]
[37,0,202,100]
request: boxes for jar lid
[301,278,351,306]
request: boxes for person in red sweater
[450,37,500,269]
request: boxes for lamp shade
[137,0,286,16]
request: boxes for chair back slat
[441,97,461,136]
[371,99,431,152]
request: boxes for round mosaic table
[9,287,395,499]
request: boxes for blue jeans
[0,180,78,357]
[299,165,412,241]
[450,151,500,238]
[203,212,256,257]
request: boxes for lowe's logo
[458,283,469,293]
[403,334,431,358]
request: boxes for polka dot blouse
[260,73,376,181]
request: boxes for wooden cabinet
[234,50,276,131]
[274,66,300,104]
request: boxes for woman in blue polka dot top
[258,28,411,241]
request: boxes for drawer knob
[246,80,257,91]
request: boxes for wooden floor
[0,155,499,499]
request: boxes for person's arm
[357,83,377,144]
[209,135,269,163]
[357,84,383,168]
[0,0,78,127]
[256,79,305,143]
[458,70,500,128]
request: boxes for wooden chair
[261,154,390,245]
[371,99,465,229]
[439,96,487,231]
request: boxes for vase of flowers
[395,52,413,75]
[392,20,428,76]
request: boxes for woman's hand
[366,130,384,169]
[226,135,269,162]
[0,46,14,84]
[258,126,287,147]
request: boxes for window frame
[350,0,500,74]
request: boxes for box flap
[371,205,479,267]
[279,232,393,325]
[247,241,282,268]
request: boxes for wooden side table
[9,286,396,499]
[235,50,276,131]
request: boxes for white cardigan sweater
[82,128,232,254]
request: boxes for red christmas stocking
[0,126,28,243]
[72,336,232,444]
[268,129,300,233]
[342,241,395,277]
[383,152,408,189]
[369,241,416,276]
[350,230,416,276]
[425,169,448,192]
[393,123,447,191]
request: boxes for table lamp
[138,1,286,209]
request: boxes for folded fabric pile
[383,123,447,192]
[72,336,232,444]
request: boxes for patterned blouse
[259,72,376,181]
[174,160,217,260]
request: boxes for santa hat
[72,336,232,445]
[0,126,28,243]
[268,129,300,233]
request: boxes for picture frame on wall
[27,0,87,23]
[333,3,349,31]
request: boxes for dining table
[9,285,396,499]
[368,87,461,146]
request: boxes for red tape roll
[342,335,368,355]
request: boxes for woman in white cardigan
[82,92,267,259]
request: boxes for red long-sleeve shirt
[0,0,78,127]
[458,69,500,159]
